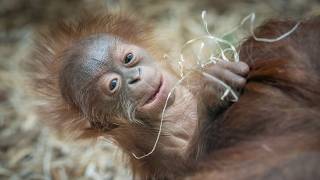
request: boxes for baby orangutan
[29,12,248,179]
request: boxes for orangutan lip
[145,75,163,105]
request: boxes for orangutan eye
[124,53,134,64]
[109,78,118,91]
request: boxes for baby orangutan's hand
[205,60,249,89]
[199,60,249,110]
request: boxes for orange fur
[28,12,154,138]
[28,13,320,179]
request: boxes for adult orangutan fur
[188,17,320,179]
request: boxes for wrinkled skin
[59,33,249,152]
[31,14,320,179]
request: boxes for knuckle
[238,61,250,74]
[235,77,247,88]
[204,65,221,76]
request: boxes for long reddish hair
[189,17,320,179]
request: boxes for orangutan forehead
[66,35,119,80]
[59,34,122,101]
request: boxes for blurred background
[0,0,320,179]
